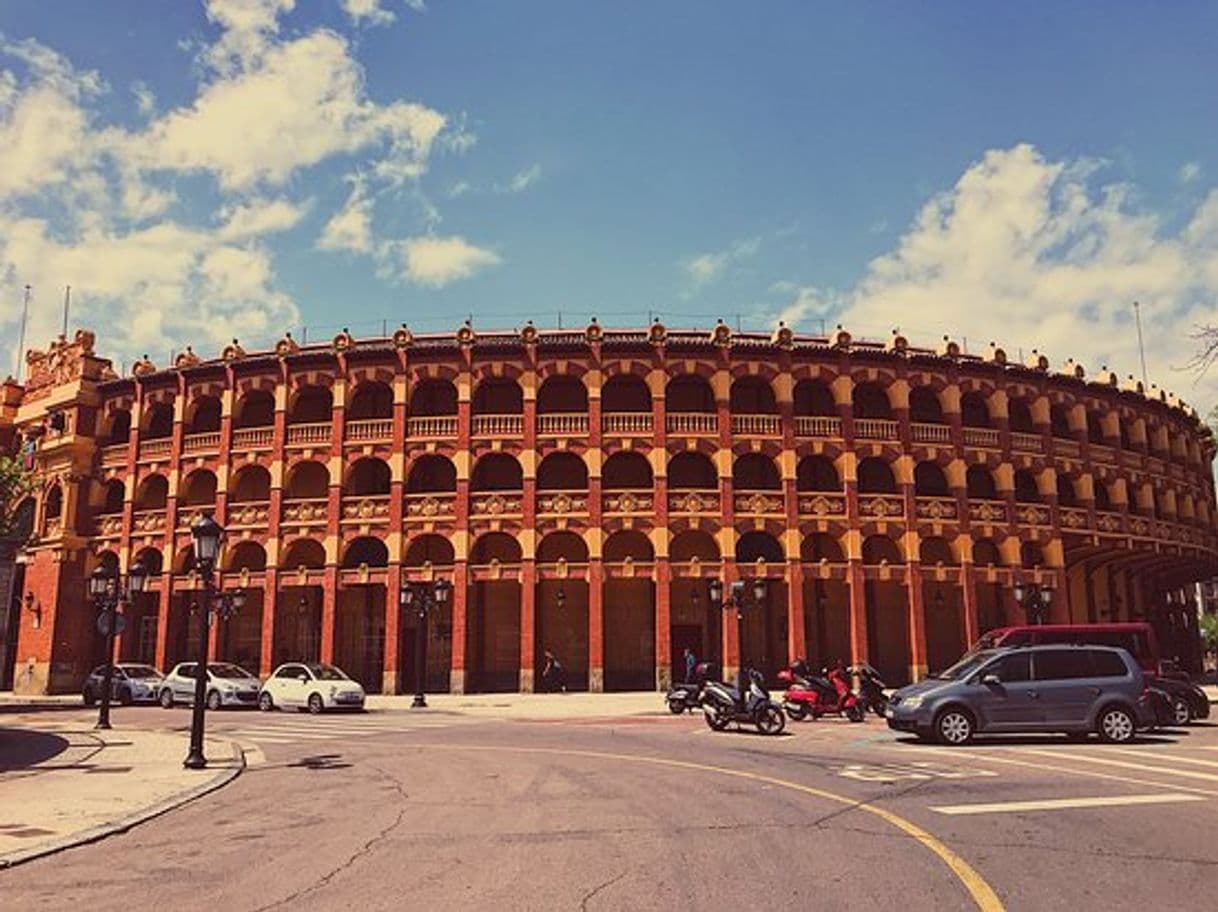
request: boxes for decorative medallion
[132,354,157,376]
[585,318,603,343]
[771,321,794,349]
[520,321,539,345]
[333,328,354,352]
[457,320,476,346]
[174,347,201,369]
[392,324,413,349]
[275,333,300,358]
[221,339,246,362]
[886,330,908,354]
[648,319,667,345]
[711,319,732,348]
[832,325,852,349]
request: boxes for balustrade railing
[537,413,588,436]
[731,414,781,437]
[137,438,172,461]
[1010,431,1042,453]
[794,416,843,438]
[968,500,1008,524]
[962,427,1000,449]
[854,418,899,441]
[346,418,393,442]
[601,412,653,435]
[1089,443,1116,465]
[408,415,458,439]
[286,422,331,446]
[1054,438,1081,458]
[101,443,129,467]
[472,414,523,437]
[666,413,718,435]
[1058,506,1089,530]
[182,431,221,454]
[1013,503,1051,527]
[131,509,166,533]
[910,422,950,444]
[232,426,273,450]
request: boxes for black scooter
[849,663,888,718]
[701,669,786,735]
[666,662,715,714]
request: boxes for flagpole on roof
[15,285,31,382]
[62,285,71,337]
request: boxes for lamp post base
[411,693,427,708]
[183,750,208,770]
[94,720,111,731]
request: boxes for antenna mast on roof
[62,285,70,337]
[15,285,31,381]
[1133,301,1148,387]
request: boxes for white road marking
[837,761,997,782]
[1107,749,1218,769]
[931,793,1205,815]
[1016,749,1218,782]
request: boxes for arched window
[603,531,654,562]
[796,455,839,491]
[732,453,780,490]
[602,452,653,489]
[736,531,783,563]
[471,454,523,491]
[134,475,168,510]
[537,531,589,563]
[43,485,63,523]
[909,387,943,424]
[602,374,651,412]
[862,535,901,565]
[290,386,332,424]
[234,390,274,428]
[281,538,326,569]
[1086,412,1106,445]
[143,402,174,439]
[537,452,588,490]
[345,458,391,496]
[472,377,523,414]
[919,537,957,566]
[801,533,844,562]
[230,465,271,502]
[225,541,267,572]
[857,458,896,494]
[794,379,836,417]
[1094,479,1112,511]
[972,539,1002,566]
[669,530,720,561]
[1050,404,1072,439]
[730,377,777,414]
[406,455,456,493]
[966,465,998,500]
[103,409,131,445]
[1019,541,1044,568]
[1008,398,1035,433]
[666,375,715,412]
[1056,475,1078,507]
[285,461,329,499]
[914,461,949,497]
[852,383,892,419]
[668,452,717,489]
[961,392,991,428]
[187,397,221,433]
[470,532,522,564]
[1014,470,1040,504]
[342,537,388,568]
[537,375,587,413]
[403,534,455,566]
[411,379,457,416]
[100,479,126,514]
[133,547,164,576]
[348,382,393,420]
[180,469,217,507]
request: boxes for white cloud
[682,237,761,286]
[390,235,501,286]
[497,163,542,194]
[218,196,309,241]
[317,185,374,253]
[131,81,156,116]
[342,0,396,27]
[447,180,472,198]
[1181,161,1202,184]
[822,144,1218,406]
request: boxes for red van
[969,623,1161,675]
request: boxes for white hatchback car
[158,662,262,710]
[259,663,366,713]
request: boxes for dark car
[886,645,1154,745]
[1139,683,1176,730]
[1149,675,1210,725]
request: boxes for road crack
[580,870,626,910]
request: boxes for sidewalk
[0,722,242,869]
[364,690,670,719]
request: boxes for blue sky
[2,1,1218,408]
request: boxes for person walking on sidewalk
[683,647,697,684]
[542,650,567,693]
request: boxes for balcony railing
[1010,431,1042,453]
[137,438,172,462]
[404,492,457,520]
[228,501,270,528]
[472,414,523,437]
[968,500,1007,524]
[854,418,899,441]
[286,422,331,446]
[232,426,273,450]
[95,513,124,537]
[797,492,847,517]
[666,413,718,435]
[1059,506,1089,530]
[794,416,842,438]
[282,498,328,525]
[346,418,393,442]
[1054,438,1082,458]
[1089,443,1116,465]
[668,488,720,514]
[341,495,391,523]
[601,489,654,515]
[537,413,588,436]
[733,490,785,515]
[914,497,957,520]
[1146,456,1166,475]
[1014,503,1051,527]
[731,414,781,437]
[602,413,653,435]
[101,442,129,467]
[1095,510,1125,534]
[470,491,524,518]
[962,427,1000,449]
[131,509,166,533]
[408,415,458,439]
[182,431,221,455]
[536,489,590,516]
[857,494,904,519]
[910,422,950,444]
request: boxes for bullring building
[1,320,1214,696]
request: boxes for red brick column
[654,558,671,690]
[449,560,468,693]
[520,559,536,692]
[260,567,278,677]
[320,565,338,663]
[588,559,604,691]
[847,559,868,666]
[383,562,402,694]
[960,563,979,649]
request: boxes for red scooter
[778,661,865,723]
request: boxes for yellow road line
[410,743,1004,912]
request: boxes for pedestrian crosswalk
[219,711,458,748]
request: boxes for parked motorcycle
[666,661,716,714]
[778,662,865,723]
[849,663,889,718]
[701,669,786,735]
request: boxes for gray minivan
[886,645,1153,745]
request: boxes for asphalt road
[4,703,1217,911]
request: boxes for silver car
[158,662,262,710]
[886,645,1153,745]
[82,663,163,705]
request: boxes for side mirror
[981,673,1001,686]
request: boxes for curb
[0,738,246,870]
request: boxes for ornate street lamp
[401,577,451,709]
[184,514,224,770]
[1013,575,1054,626]
[89,559,148,730]
[707,577,768,686]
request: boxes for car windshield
[934,651,997,681]
[123,665,160,678]
[306,664,348,681]
[209,663,253,679]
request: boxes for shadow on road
[891,732,1186,747]
[0,727,72,772]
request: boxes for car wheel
[935,707,974,746]
[1172,698,1192,727]
[118,687,134,706]
[159,689,175,709]
[206,690,223,711]
[83,686,96,707]
[1098,705,1136,744]
[258,692,275,712]
[307,693,324,715]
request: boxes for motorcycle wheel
[871,697,888,718]
[784,702,808,721]
[667,699,686,715]
[757,705,786,736]
[704,706,731,731]
[846,704,866,723]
